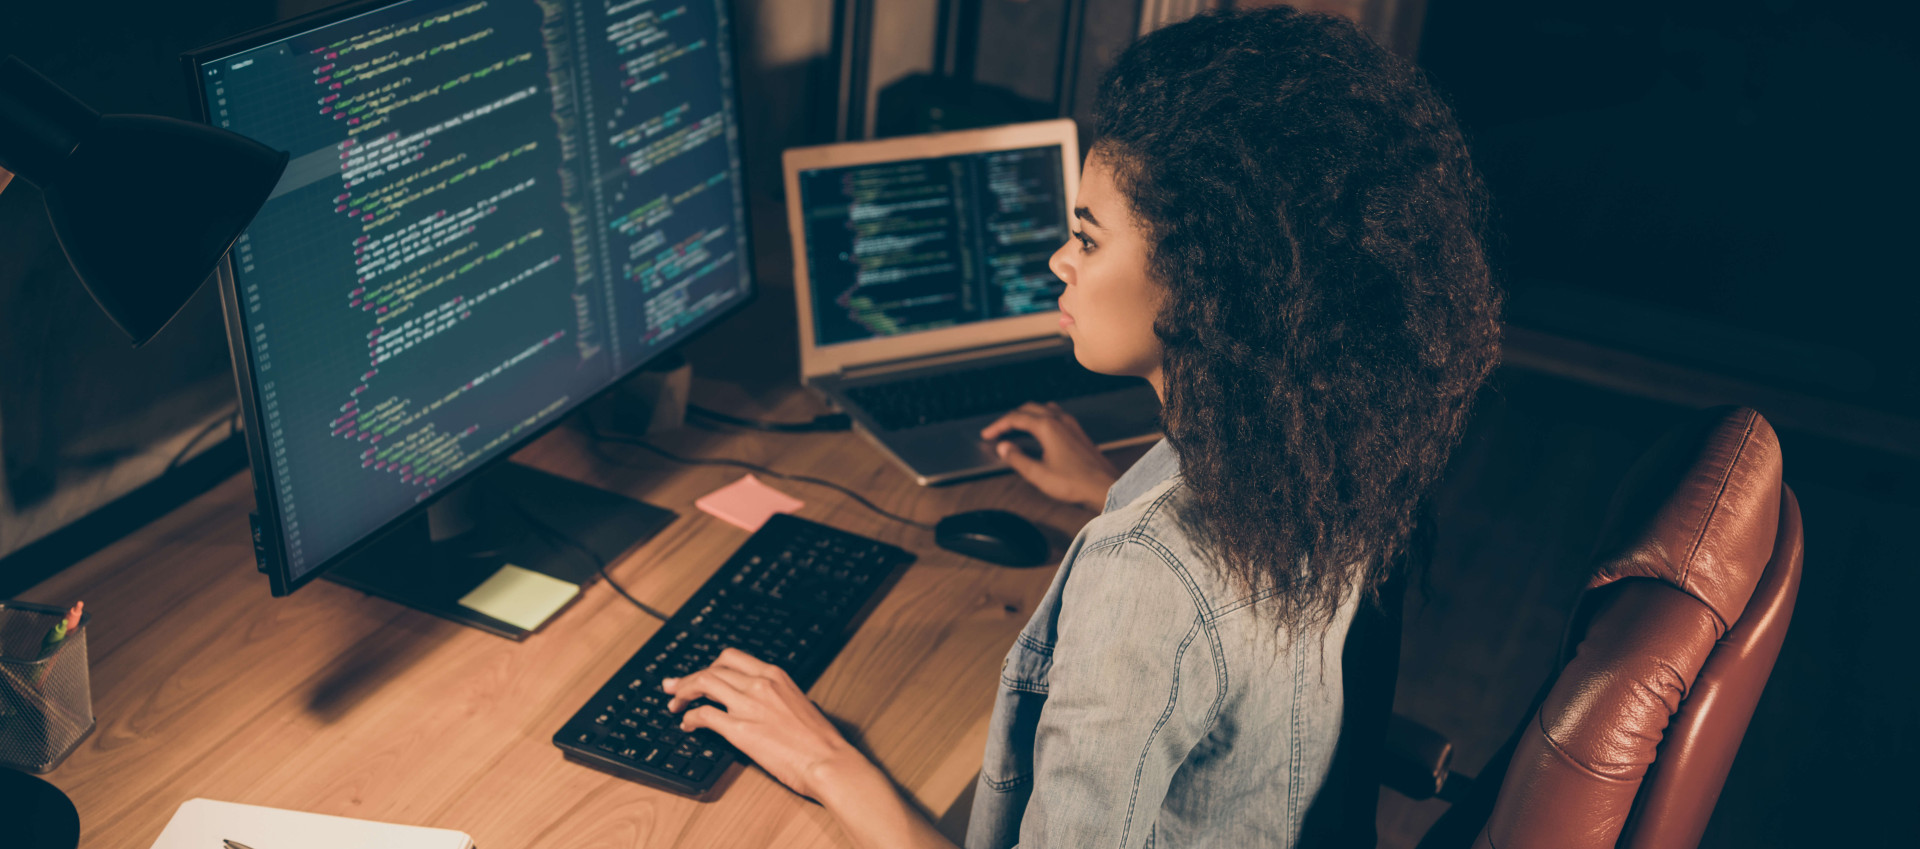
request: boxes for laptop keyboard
[843,354,1147,431]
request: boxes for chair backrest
[1617,485,1801,848]
[1473,406,1799,849]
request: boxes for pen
[224,840,257,849]
[37,601,83,661]
[29,601,82,687]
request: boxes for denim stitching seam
[1208,584,1285,622]
[998,678,1049,695]
[1286,644,1306,845]
[1015,631,1055,655]
[1132,539,1216,623]
[1118,615,1203,849]
[984,771,1033,791]
[1202,605,1229,731]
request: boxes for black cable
[584,421,936,531]
[686,403,850,433]
[166,411,238,471]
[506,501,672,622]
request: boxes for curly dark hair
[1093,8,1501,632]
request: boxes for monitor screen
[797,145,1068,347]
[191,0,752,587]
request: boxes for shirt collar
[1104,439,1180,512]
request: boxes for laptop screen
[797,144,1069,347]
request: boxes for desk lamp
[0,54,288,849]
[0,54,287,345]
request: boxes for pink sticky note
[695,474,805,532]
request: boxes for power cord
[506,500,672,622]
[167,410,239,471]
[584,420,936,532]
[686,403,850,433]
[542,417,935,621]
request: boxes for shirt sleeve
[1017,537,1222,849]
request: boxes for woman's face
[1051,151,1165,395]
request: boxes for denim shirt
[966,440,1359,849]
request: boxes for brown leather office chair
[1344,406,1804,849]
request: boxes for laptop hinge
[834,335,1067,381]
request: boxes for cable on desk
[687,404,851,433]
[507,501,672,622]
[167,410,239,471]
[584,421,937,532]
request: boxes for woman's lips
[1057,304,1075,329]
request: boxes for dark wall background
[0,0,847,578]
[0,0,279,563]
[1419,0,1920,417]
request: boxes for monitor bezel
[781,118,1081,380]
[185,0,758,596]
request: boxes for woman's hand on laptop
[981,402,1121,512]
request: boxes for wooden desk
[24,379,1096,848]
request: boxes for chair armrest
[1383,713,1473,802]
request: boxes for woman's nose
[1049,238,1076,285]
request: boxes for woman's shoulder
[1080,473,1183,549]
[1075,477,1261,619]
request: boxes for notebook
[150,799,473,849]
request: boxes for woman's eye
[1072,230,1096,252]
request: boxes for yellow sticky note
[458,564,580,631]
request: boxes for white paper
[150,798,473,849]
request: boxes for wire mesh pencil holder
[0,601,94,773]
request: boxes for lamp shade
[0,56,287,346]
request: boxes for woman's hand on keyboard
[666,648,956,848]
[664,647,870,800]
[981,402,1121,511]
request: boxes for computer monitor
[183,0,754,633]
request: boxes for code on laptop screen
[799,145,1068,346]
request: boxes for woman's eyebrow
[1074,206,1103,229]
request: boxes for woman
[662,7,1501,847]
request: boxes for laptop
[782,118,1162,485]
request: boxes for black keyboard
[843,353,1147,431]
[553,514,915,795]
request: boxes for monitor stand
[324,462,676,640]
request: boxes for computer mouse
[991,430,1043,460]
[935,510,1050,568]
